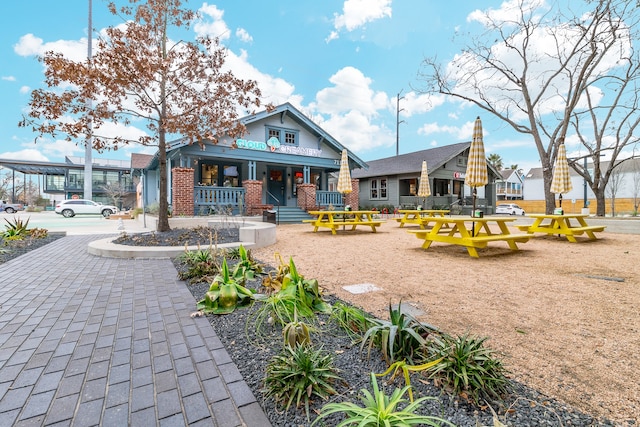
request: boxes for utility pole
[84,0,93,200]
[396,90,405,156]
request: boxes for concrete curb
[87,220,276,258]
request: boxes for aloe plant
[231,244,263,283]
[279,257,331,315]
[375,358,443,402]
[312,372,452,427]
[196,258,262,314]
[283,308,312,348]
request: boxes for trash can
[473,210,484,218]
[263,209,277,224]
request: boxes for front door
[267,168,286,206]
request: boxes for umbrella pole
[471,188,477,236]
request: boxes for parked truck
[0,200,25,213]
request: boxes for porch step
[268,206,313,224]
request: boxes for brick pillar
[172,167,194,216]
[344,179,360,209]
[297,183,316,210]
[243,180,263,215]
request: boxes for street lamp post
[583,156,588,209]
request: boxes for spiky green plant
[311,372,453,427]
[329,301,375,342]
[3,216,30,240]
[264,343,341,420]
[279,257,331,315]
[361,301,439,365]
[231,244,263,283]
[375,358,443,402]
[177,246,220,283]
[426,332,510,404]
[196,258,262,314]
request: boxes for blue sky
[0,0,590,173]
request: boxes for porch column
[243,179,269,216]
[297,183,316,210]
[172,167,194,216]
[344,178,360,209]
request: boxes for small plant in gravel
[230,245,263,282]
[3,216,30,241]
[282,308,312,348]
[280,257,331,315]
[425,332,510,404]
[264,343,342,420]
[196,258,263,314]
[28,227,48,239]
[177,246,220,283]
[329,301,376,343]
[311,372,453,427]
[361,301,440,365]
[375,358,443,402]
[260,252,289,293]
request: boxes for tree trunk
[157,130,171,232]
[594,188,606,217]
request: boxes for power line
[396,90,405,156]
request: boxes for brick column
[344,179,360,209]
[243,180,263,215]
[297,183,316,210]
[172,167,194,216]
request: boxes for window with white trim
[266,126,299,146]
[370,178,387,200]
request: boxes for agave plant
[231,244,263,283]
[375,358,443,402]
[361,301,439,365]
[3,216,30,240]
[196,258,262,314]
[312,372,452,427]
[279,257,331,315]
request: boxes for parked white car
[495,203,526,215]
[55,199,118,218]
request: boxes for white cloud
[2,76,16,82]
[0,149,50,162]
[19,86,30,94]
[329,0,392,41]
[195,3,231,40]
[399,92,446,117]
[14,33,89,62]
[235,28,252,43]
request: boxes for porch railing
[316,191,343,208]
[194,186,245,215]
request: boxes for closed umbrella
[337,149,352,201]
[550,142,573,212]
[417,160,431,208]
[465,116,488,218]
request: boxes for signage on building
[453,171,465,179]
[236,138,322,157]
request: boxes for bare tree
[631,158,640,215]
[19,0,266,231]
[102,181,129,210]
[605,161,625,216]
[417,0,640,215]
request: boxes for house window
[266,126,299,146]
[369,178,388,200]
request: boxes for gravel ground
[172,249,616,427]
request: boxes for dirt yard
[251,221,639,425]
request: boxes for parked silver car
[55,199,118,218]
[495,203,525,215]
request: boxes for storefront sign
[236,137,322,157]
[236,138,268,151]
[453,171,465,179]
[278,146,322,157]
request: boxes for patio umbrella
[417,160,431,208]
[465,116,488,217]
[550,142,573,209]
[337,149,352,202]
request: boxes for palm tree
[487,153,503,171]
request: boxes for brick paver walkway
[0,235,270,426]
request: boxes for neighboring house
[136,102,368,216]
[351,142,502,214]
[0,156,136,207]
[496,169,524,200]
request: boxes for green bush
[264,343,342,420]
[426,332,510,404]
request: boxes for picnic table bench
[306,210,385,234]
[395,209,450,228]
[516,214,606,242]
[409,217,531,258]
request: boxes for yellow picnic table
[516,213,606,242]
[395,209,450,228]
[305,210,385,235]
[408,217,531,258]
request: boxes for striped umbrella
[550,143,573,207]
[337,149,352,210]
[465,116,488,217]
[417,160,431,207]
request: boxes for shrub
[361,301,439,365]
[196,258,262,314]
[264,343,342,420]
[425,332,510,404]
[3,216,30,241]
[329,301,376,343]
[312,372,452,427]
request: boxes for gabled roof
[131,153,154,170]
[499,169,523,182]
[352,142,471,179]
[240,102,367,169]
[145,102,368,170]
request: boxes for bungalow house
[135,103,367,219]
[351,142,501,215]
[496,169,524,200]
